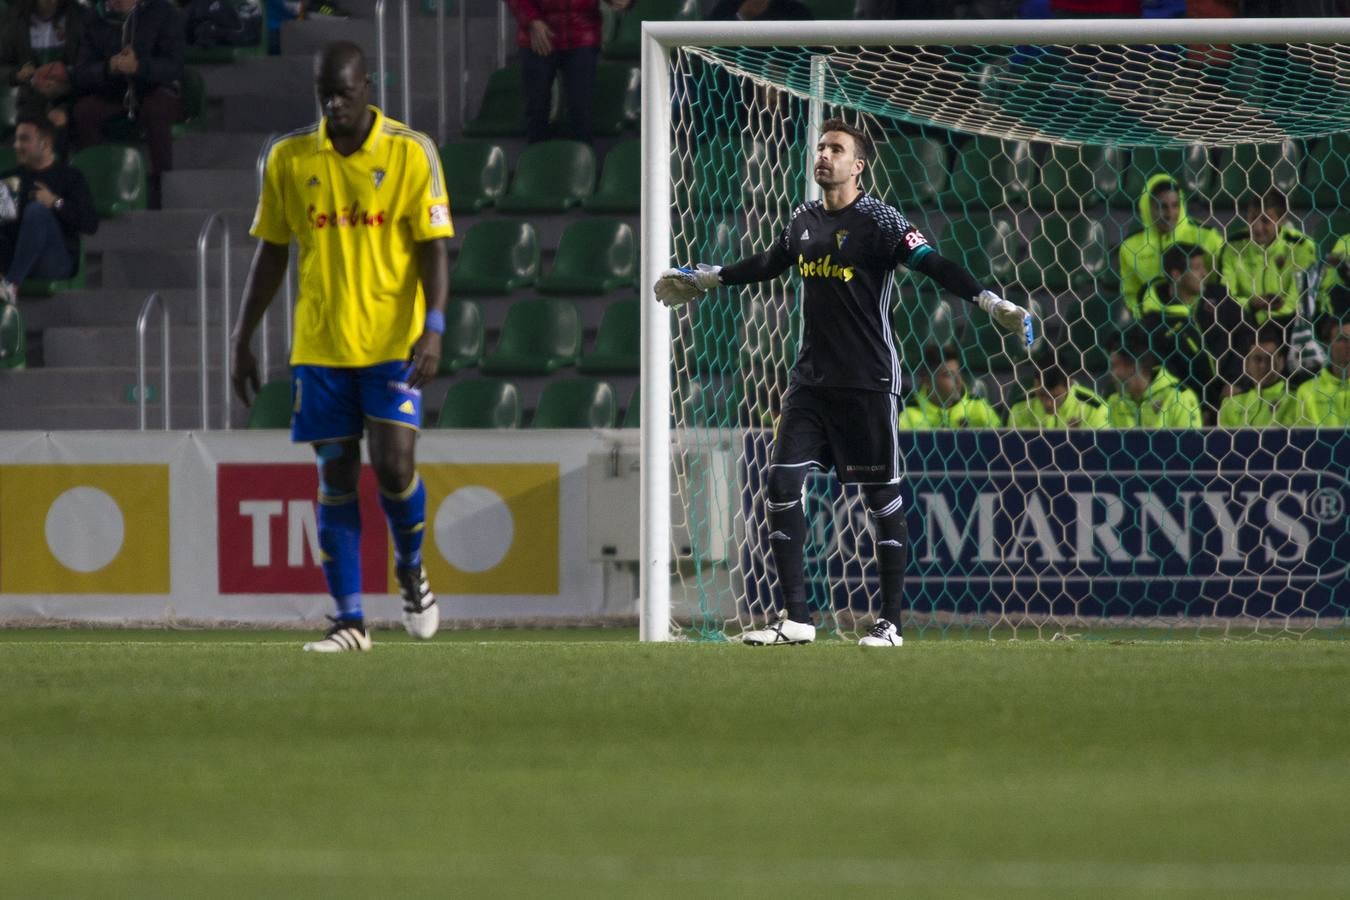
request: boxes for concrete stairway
[2,0,510,430]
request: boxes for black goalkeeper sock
[767,498,810,623]
[864,485,909,630]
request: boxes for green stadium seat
[436,378,520,428]
[0,301,25,369]
[874,135,947,208]
[1017,215,1107,293]
[480,299,581,374]
[584,139,639,213]
[440,141,507,212]
[579,298,639,374]
[536,218,637,295]
[451,220,538,296]
[1030,144,1119,211]
[1114,144,1213,210]
[21,238,86,297]
[602,0,699,60]
[246,380,293,428]
[942,215,1022,285]
[437,299,484,374]
[622,386,640,427]
[496,139,596,212]
[680,378,741,427]
[591,63,640,136]
[71,145,147,218]
[0,146,15,171]
[531,377,616,428]
[1297,134,1350,210]
[464,66,529,138]
[1216,141,1301,206]
[940,135,1032,211]
[800,0,855,16]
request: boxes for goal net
[639,19,1350,641]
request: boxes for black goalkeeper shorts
[771,384,901,484]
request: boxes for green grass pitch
[3,629,1349,898]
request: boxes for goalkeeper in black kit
[654,118,1031,648]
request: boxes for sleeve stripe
[387,125,446,198]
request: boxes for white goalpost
[639,18,1350,642]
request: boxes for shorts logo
[398,399,415,415]
[429,203,450,227]
[372,168,387,189]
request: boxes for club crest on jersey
[372,168,387,189]
[797,253,854,282]
[834,229,848,249]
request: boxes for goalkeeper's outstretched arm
[911,251,1034,345]
[652,245,793,307]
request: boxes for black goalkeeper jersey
[720,192,934,395]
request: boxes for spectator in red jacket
[505,0,631,144]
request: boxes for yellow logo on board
[0,465,170,593]
[405,463,559,595]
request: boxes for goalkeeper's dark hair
[1161,242,1206,277]
[819,117,873,166]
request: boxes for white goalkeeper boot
[303,618,372,653]
[858,618,903,648]
[398,565,439,641]
[742,611,816,646]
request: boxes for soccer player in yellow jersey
[230,42,454,652]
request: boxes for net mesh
[663,41,1350,641]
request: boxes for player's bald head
[316,41,367,83]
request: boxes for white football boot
[741,611,816,646]
[303,619,372,652]
[858,618,903,648]
[398,565,439,640]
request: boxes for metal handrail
[196,212,231,430]
[459,0,470,129]
[375,0,413,124]
[436,0,447,144]
[136,292,170,431]
[254,135,296,383]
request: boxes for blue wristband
[424,309,445,334]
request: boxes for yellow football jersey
[251,107,455,367]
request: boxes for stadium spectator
[1316,237,1350,319]
[0,116,97,304]
[1218,325,1296,427]
[506,0,631,145]
[1049,0,1139,15]
[1106,330,1202,427]
[1007,360,1109,428]
[707,0,813,19]
[0,0,83,132]
[1137,241,1244,421]
[1293,317,1350,426]
[1119,174,1223,322]
[1222,190,1321,373]
[72,0,183,210]
[898,344,1002,428]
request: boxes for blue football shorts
[290,361,422,443]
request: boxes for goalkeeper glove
[654,264,722,308]
[977,289,1035,348]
